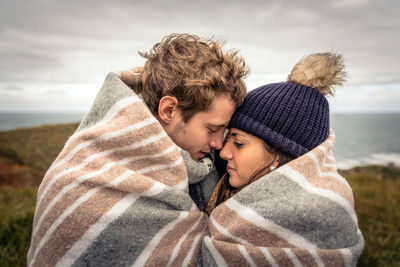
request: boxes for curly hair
[134,33,249,122]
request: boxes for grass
[0,123,79,174]
[0,123,399,266]
[342,167,400,266]
[0,186,37,266]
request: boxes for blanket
[202,130,364,266]
[27,72,207,266]
[27,70,363,266]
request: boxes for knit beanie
[229,53,346,158]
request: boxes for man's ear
[158,96,179,124]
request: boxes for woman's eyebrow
[230,132,247,138]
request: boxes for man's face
[170,93,236,161]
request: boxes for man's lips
[198,151,210,157]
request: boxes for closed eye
[233,142,243,148]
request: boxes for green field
[0,123,399,266]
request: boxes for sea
[0,112,399,170]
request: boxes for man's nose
[209,132,223,150]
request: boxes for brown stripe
[144,211,205,266]
[288,152,354,206]
[38,122,162,197]
[55,102,148,164]
[36,144,183,229]
[243,245,276,267]
[317,249,346,266]
[144,163,187,187]
[106,135,173,162]
[32,187,127,267]
[211,239,251,266]
[111,172,160,194]
[124,147,181,171]
[35,158,124,222]
[30,182,94,256]
[211,204,294,248]
[290,248,319,266]
[40,126,171,198]
[32,167,133,253]
[169,215,208,266]
[40,102,158,196]
[267,248,295,267]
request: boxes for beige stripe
[211,205,294,247]
[35,158,123,223]
[125,147,181,171]
[244,246,277,267]
[168,215,208,266]
[32,187,127,267]
[108,172,160,194]
[288,158,354,206]
[36,133,174,223]
[106,135,172,161]
[266,248,296,267]
[311,144,338,172]
[53,101,148,169]
[210,239,251,266]
[143,211,204,266]
[290,248,320,266]
[144,163,187,186]
[38,122,162,197]
[35,143,183,236]
[30,183,93,256]
[31,167,132,252]
[39,100,158,197]
[317,249,346,266]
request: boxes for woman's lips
[226,166,235,173]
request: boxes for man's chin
[190,151,205,161]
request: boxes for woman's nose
[219,143,232,160]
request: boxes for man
[27,33,247,266]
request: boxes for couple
[28,33,364,266]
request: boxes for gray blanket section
[348,230,365,266]
[180,149,213,185]
[198,169,219,203]
[76,72,135,132]
[73,188,195,266]
[233,170,359,249]
[200,242,219,267]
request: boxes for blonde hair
[134,33,249,121]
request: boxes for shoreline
[0,122,399,188]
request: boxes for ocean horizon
[1,111,399,170]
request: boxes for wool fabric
[229,81,329,157]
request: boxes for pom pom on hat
[288,53,346,96]
[229,52,345,158]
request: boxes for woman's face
[219,128,277,188]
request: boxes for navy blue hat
[229,53,345,158]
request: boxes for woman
[202,53,364,266]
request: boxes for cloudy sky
[0,0,399,113]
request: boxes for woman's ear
[158,96,179,124]
[274,154,280,167]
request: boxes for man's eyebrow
[207,123,227,128]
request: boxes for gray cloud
[0,0,399,111]
[2,85,24,91]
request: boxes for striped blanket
[202,130,364,266]
[27,72,207,266]
[28,71,363,266]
